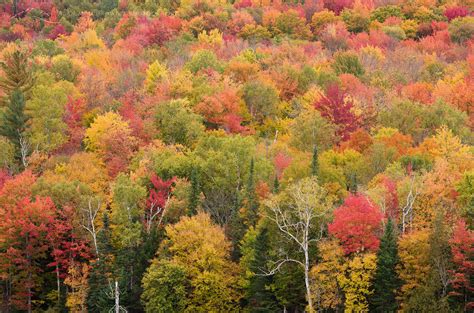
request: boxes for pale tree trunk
[262,179,331,313]
[81,198,101,258]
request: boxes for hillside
[0,0,473,312]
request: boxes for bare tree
[81,198,101,257]
[144,193,170,234]
[262,178,334,313]
[105,280,127,313]
[401,175,419,234]
[18,132,30,168]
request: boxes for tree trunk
[304,246,314,313]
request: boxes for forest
[0,0,473,312]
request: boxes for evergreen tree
[247,227,280,312]
[245,158,259,226]
[273,175,279,194]
[370,219,401,312]
[0,89,29,160]
[311,146,318,176]
[0,50,34,104]
[188,167,200,216]
[87,213,115,312]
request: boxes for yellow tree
[142,212,241,312]
[310,239,345,311]
[64,262,90,313]
[397,229,431,310]
[337,253,377,312]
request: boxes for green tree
[242,80,279,122]
[141,260,189,312]
[332,51,365,78]
[155,99,205,147]
[311,146,318,177]
[369,219,401,312]
[26,81,73,152]
[0,89,29,162]
[187,167,200,216]
[242,226,280,312]
[0,50,34,104]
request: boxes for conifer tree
[245,158,259,226]
[87,213,114,311]
[247,227,280,312]
[370,219,401,312]
[273,175,279,194]
[188,167,200,216]
[311,146,318,176]
[0,50,34,104]
[0,89,29,160]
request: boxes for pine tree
[245,158,259,226]
[247,227,280,312]
[369,219,401,312]
[273,175,279,194]
[0,89,29,159]
[0,50,34,104]
[87,213,115,311]
[188,167,200,216]
[311,146,318,176]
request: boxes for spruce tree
[311,146,318,176]
[0,89,29,159]
[245,158,259,226]
[247,227,280,312]
[273,175,279,194]
[87,213,115,312]
[0,50,34,104]
[369,219,401,312]
[188,167,200,216]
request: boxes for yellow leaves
[84,111,135,154]
[64,262,90,313]
[50,152,109,194]
[164,212,231,275]
[337,253,377,312]
[198,29,223,47]
[61,29,105,52]
[144,60,168,93]
[417,127,473,171]
[397,230,431,308]
[84,49,113,75]
[311,239,345,310]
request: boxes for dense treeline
[0,0,473,312]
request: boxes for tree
[0,50,34,104]
[145,174,174,234]
[26,81,72,152]
[141,213,240,311]
[144,60,168,93]
[263,177,334,312]
[337,253,377,312]
[311,146,318,176]
[188,167,200,216]
[289,109,338,152]
[84,111,138,176]
[0,196,56,312]
[397,229,431,311]
[369,219,401,312]
[242,80,279,122]
[0,89,29,163]
[64,262,90,313]
[449,220,474,311]
[240,226,280,312]
[314,84,361,141]
[141,260,188,313]
[155,99,205,147]
[328,195,383,255]
[310,239,344,311]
